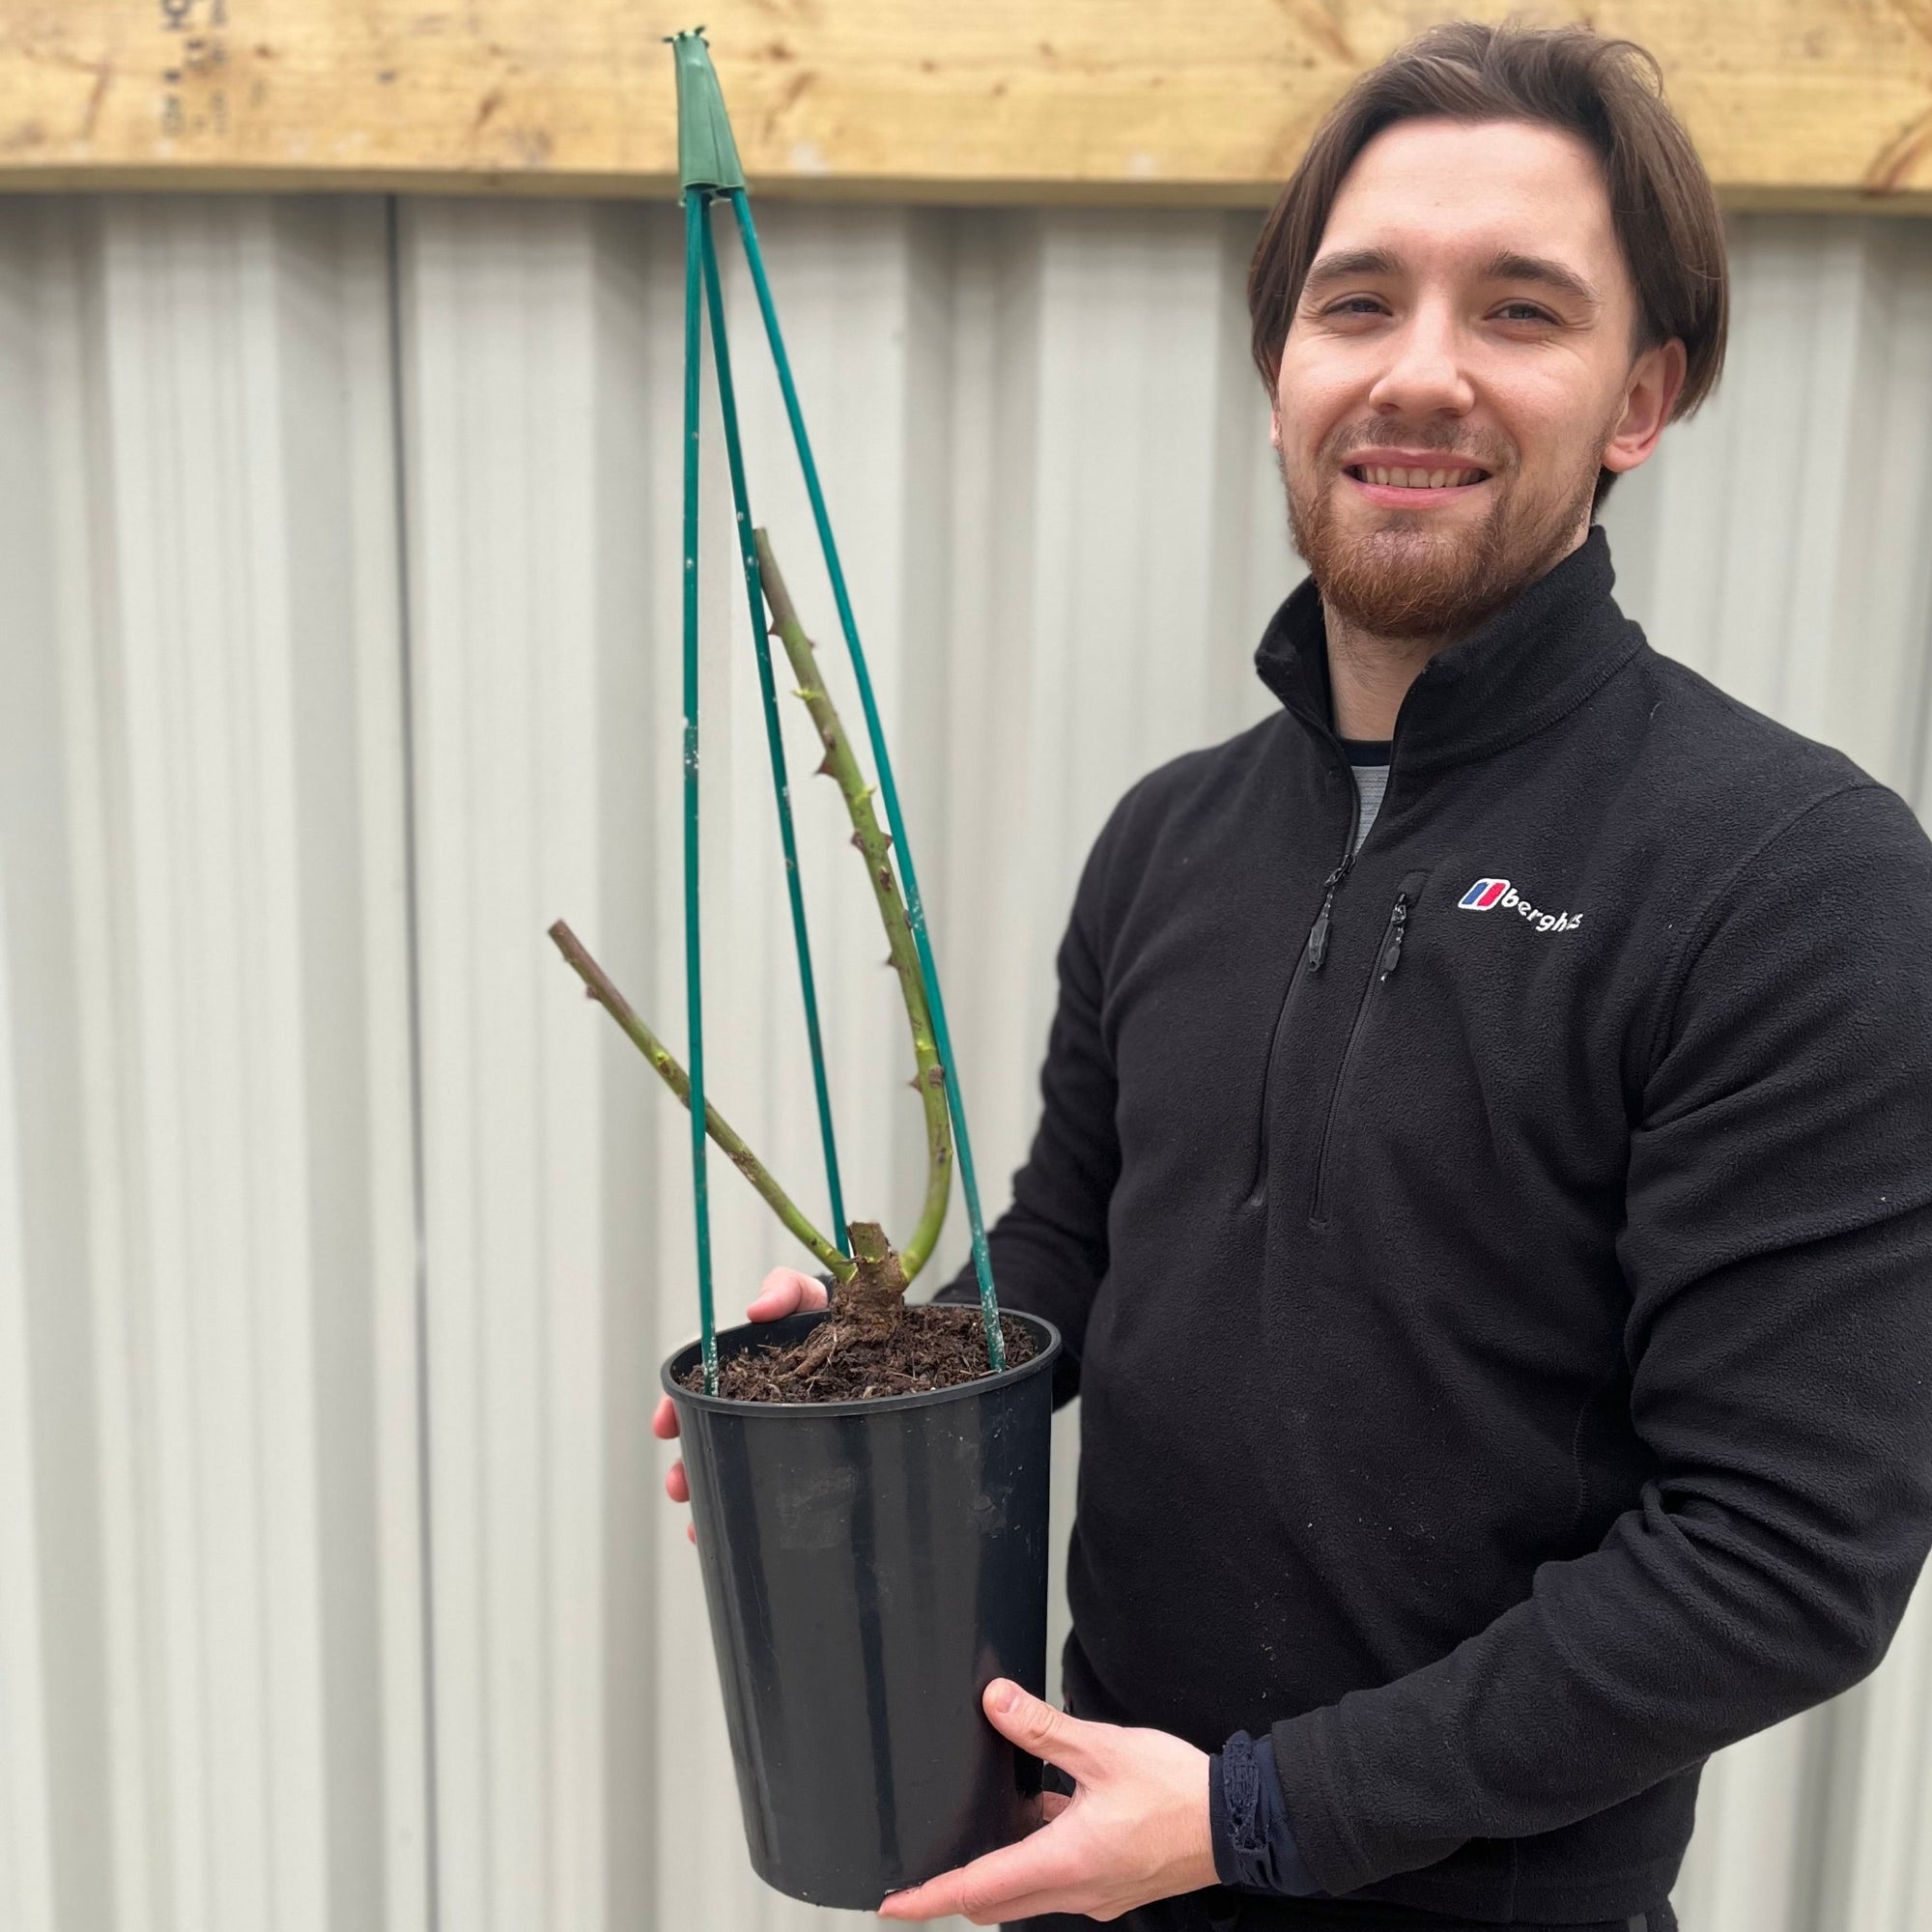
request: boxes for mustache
[1322,426,1511,470]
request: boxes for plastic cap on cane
[668,29,748,194]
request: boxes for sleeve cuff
[1208,1747,1239,1887]
[1208,1730,1324,1897]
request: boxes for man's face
[1271,117,1685,640]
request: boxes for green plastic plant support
[679,186,717,1392]
[700,206,850,1262]
[669,29,747,194]
[664,27,1006,1379]
[726,185,1007,1373]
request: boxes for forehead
[1320,117,1622,288]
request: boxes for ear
[1601,337,1688,479]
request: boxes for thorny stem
[755,528,953,1281]
[549,919,856,1285]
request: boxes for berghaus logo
[1459,878,1582,933]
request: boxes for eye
[1320,297,1389,318]
[1494,300,1557,324]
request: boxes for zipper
[1376,894,1410,980]
[1304,864,1350,972]
[1245,775,1359,1206]
[1308,869,1428,1227]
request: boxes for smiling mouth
[1345,464,1491,489]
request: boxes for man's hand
[652,1267,828,1543]
[877,1680,1216,1923]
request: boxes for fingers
[877,1820,1076,1922]
[746,1266,829,1321]
[982,1681,1107,1780]
[1038,1791,1071,1823]
[954,1890,1079,1927]
[657,1400,693,1534]
[746,1268,808,1321]
[658,1271,828,1547]
[657,1401,694,1534]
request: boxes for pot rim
[662,1307,1062,1419]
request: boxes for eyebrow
[1299,244,1603,313]
[1479,249,1602,311]
[1300,246,1403,298]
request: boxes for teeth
[1359,465,1482,489]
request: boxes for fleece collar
[1253,524,1647,773]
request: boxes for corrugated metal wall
[2,194,1929,1932]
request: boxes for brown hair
[1248,20,1728,505]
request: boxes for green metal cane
[669,28,1006,1376]
[678,185,718,1391]
[699,206,851,1261]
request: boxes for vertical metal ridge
[383,192,443,1932]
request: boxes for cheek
[1274,350,1357,462]
[1475,355,1621,472]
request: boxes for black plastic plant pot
[663,1307,1063,1909]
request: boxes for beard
[1282,420,1609,642]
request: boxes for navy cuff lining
[1208,1729,1325,1897]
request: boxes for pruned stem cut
[549,918,855,1283]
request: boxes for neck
[1323,609,1449,742]
[1321,519,1597,741]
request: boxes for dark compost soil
[679,1306,1038,1405]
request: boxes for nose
[1367,299,1474,420]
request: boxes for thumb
[981,1680,1104,1778]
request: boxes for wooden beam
[4,3,1931,212]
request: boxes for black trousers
[1007,1899,1678,1932]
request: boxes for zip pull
[1377,894,1411,981]
[1305,865,1350,972]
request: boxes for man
[655,22,1932,1930]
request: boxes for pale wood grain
[3,2,1929,209]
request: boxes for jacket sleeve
[1270,781,1932,1895]
[930,810,1124,1407]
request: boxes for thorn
[850,832,867,852]
[925,1065,947,1086]
[882,953,895,970]
[815,756,833,778]
[907,1075,923,1093]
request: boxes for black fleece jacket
[937,528,1932,1923]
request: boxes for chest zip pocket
[1308,868,1430,1229]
